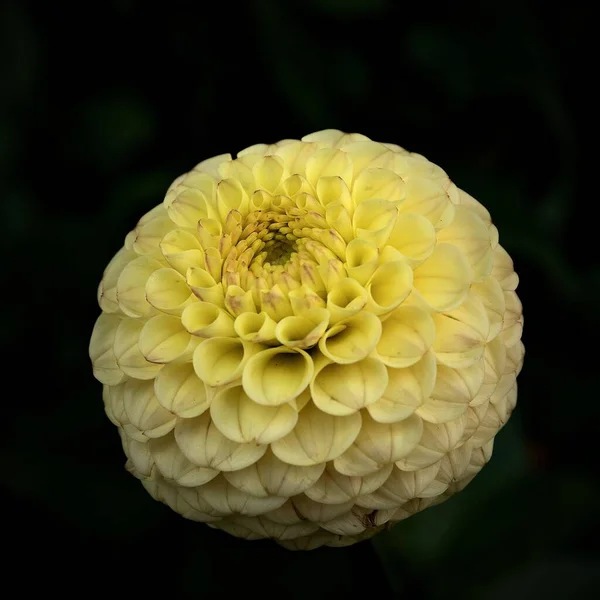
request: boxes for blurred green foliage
[1,0,598,597]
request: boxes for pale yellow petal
[122,379,176,439]
[153,362,210,418]
[271,403,362,466]
[174,411,267,471]
[181,301,235,337]
[387,213,436,266]
[365,260,413,315]
[145,268,195,316]
[89,314,126,385]
[116,255,163,318]
[210,385,298,444]
[138,315,194,364]
[113,319,163,380]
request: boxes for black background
[2,0,599,598]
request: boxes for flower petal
[153,362,210,418]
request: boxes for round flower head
[90,130,524,549]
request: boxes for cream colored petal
[400,177,453,228]
[456,188,491,224]
[352,168,405,205]
[193,337,260,387]
[98,247,137,314]
[233,312,277,345]
[197,476,287,516]
[145,268,195,316]
[159,229,205,276]
[471,276,506,341]
[186,267,224,306]
[367,351,436,423]
[216,178,249,220]
[396,413,468,471]
[113,319,163,380]
[138,315,194,364]
[432,291,489,368]
[356,463,440,509]
[353,199,399,248]
[271,403,362,466]
[218,516,320,541]
[345,238,379,285]
[387,213,437,266]
[305,463,393,505]
[334,412,423,476]
[437,206,493,281]
[122,434,154,479]
[470,387,516,448]
[210,385,298,444]
[326,277,368,325]
[292,494,355,522]
[275,308,330,348]
[412,243,473,312]
[305,148,353,188]
[318,311,382,364]
[365,260,413,315]
[435,443,473,485]
[372,306,435,368]
[122,379,176,439]
[153,362,210,418]
[174,411,267,471]
[165,187,216,228]
[242,347,313,406]
[193,154,231,178]
[474,337,507,403]
[116,255,163,318]
[149,432,219,487]
[302,129,369,148]
[89,314,126,385]
[174,485,225,522]
[340,141,397,172]
[316,177,353,213]
[491,245,519,291]
[181,301,235,337]
[417,362,484,424]
[223,449,325,498]
[311,356,388,416]
[320,508,370,536]
[131,214,175,258]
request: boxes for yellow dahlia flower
[90,129,524,550]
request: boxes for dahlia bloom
[90,129,524,550]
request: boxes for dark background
[2,0,598,597]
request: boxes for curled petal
[396,413,468,471]
[252,155,287,194]
[334,412,424,476]
[149,432,219,487]
[113,319,163,380]
[234,312,278,344]
[193,337,260,387]
[89,314,126,385]
[353,199,398,248]
[159,229,205,276]
[131,212,175,258]
[373,306,435,367]
[311,356,388,416]
[121,434,154,479]
[275,308,330,348]
[491,245,519,291]
[345,238,379,285]
[417,362,484,424]
[318,311,382,364]
[186,267,224,306]
[413,243,473,312]
[366,261,413,315]
[165,186,216,228]
[216,178,249,220]
[302,129,370,148]
[174,411,267,471]
[352,167,405,204]
[181,301,236,337]
[326,278,368,325]
[145,268,195,315]
[242,347,313,406]
[387,213,436,266]
[471,276,506,342]
[223,450,325,498]
[210,385,298,444]
[196,477,287,516]
[116,255,163,318]
[316,176,353,213]
[367,351,436,423]
[98,247,137,314]
[122,379,176,439]
[437,206,493,281]
[271,403,362,466]
[139,315,196,364]
[292,495,355,523]
[154,362,210,418]
[305,463,393,505]
[401,177,453,228]
[305,148,353,188]
[432,291,489,368]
